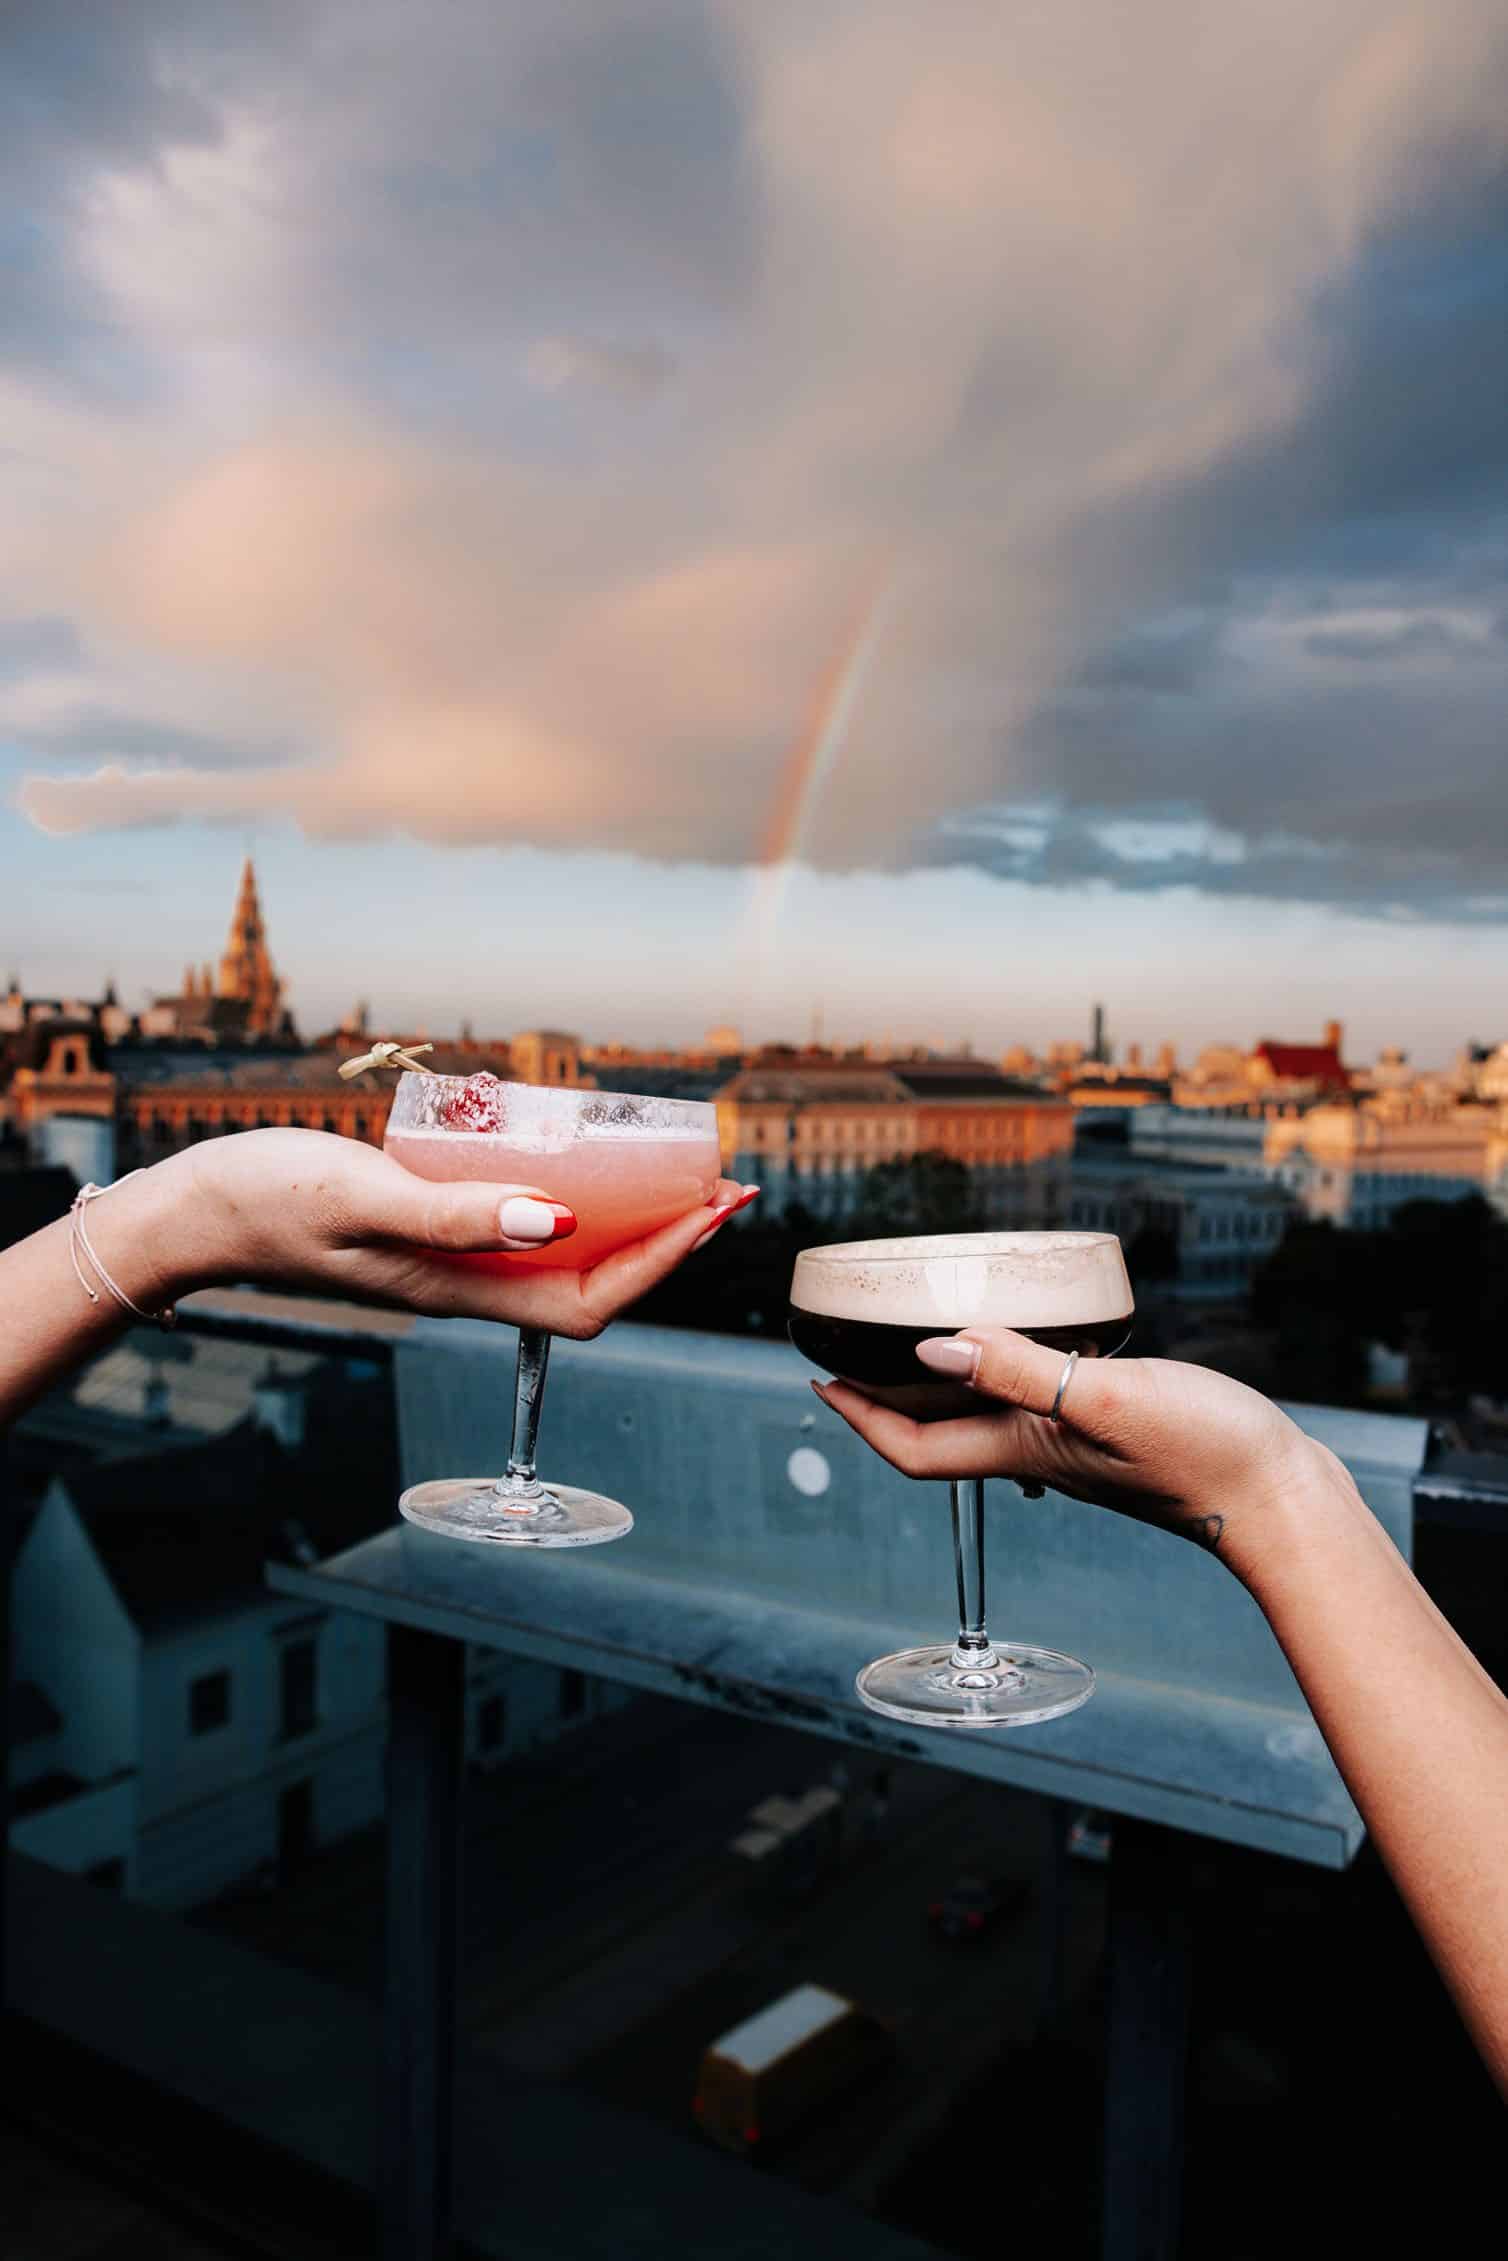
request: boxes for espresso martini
[790,1230,1133,1420]
[789,1231,1134,1729]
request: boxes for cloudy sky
[3,0,1506,1060]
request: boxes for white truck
[693,1983,892,2156]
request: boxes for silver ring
[1049,1349,1079,1423]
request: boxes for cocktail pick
[339,1040,438,1080]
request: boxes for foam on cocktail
[792,1231,1132,1332]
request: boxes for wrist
[91,1150,238,1306]
[1220,1434,1367,1603]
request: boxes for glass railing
[6,1295,1506,2259]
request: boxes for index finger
[576,1179,754,1325]
[813,1377,1050,1482]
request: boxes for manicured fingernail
[916,1337,980,1381]
[810,1379,831,1403]
[691,1185,759,1251]
[498,1197,576,1244]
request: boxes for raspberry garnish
[439,1072,509,1131]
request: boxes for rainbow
[743,571,895,994]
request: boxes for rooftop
[720,1065,913,1105]
[1252,1040,1350,1087]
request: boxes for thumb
[370,1163,576,1254]
[917,1325,1116,1431]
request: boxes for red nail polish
[691,1208,734,1251]
[548,1206,577,1239]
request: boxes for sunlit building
[141,859,299,1045]
[1132,1088,1502,1231]
[716,1059,1073,1224]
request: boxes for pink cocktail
[383,1074,721,1546]
[385,1117,720,1272]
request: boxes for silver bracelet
[69,1176,177,1329]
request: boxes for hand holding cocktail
[179,1123,749,1340]
[383,1071,748,1547]
[791,1231,1132,1726]
[812,1323,1332,1592]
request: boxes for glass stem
[494,1327,553,1511]
[949,1478,999,1670]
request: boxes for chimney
[1323,1019,1343,1055]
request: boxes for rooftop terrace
[7,1295,1506,2258]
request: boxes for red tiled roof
[1253,1042,1349,1086]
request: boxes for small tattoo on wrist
[1180,1512,1225,1553]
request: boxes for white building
[10,1355,623,1908]
[9,1425,389,1907]
[1131,1097,1500,1232]
[1069,1154,1294,1298]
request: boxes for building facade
[9,1357,625,1909]
[1068,1154,1295,1297]
[1131,1093,1504,1231]
[716,1061,1073,1225]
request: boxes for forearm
[1243,1463,1508,2093]
[0,1152,226,1424]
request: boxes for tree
[1252,1197,1508,1408]
[849,1151,980,1237]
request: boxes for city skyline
[3,5,1506,1061]
[1,841,1500,1071]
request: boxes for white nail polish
[498,1196,557,1243]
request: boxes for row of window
[473,1668,587,1755]
[1070,1200,1286,1248]
[741,1118,1043,1155]
[138,1107,380,1142]
[1194,1252,1263,1281]
[188,1637,317,1743]
[1194,1208,1285,1245]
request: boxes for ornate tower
[216,858,286,1036]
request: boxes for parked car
[927,1874,1025,1941]
[1067,1808,1114,1864]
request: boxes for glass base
[855,1641,1095,1728]
[397,1477,634,1549]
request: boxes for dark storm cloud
[1302,616,1493,660]
[1073,610,1227,695]
[934,155,1508,919]
[21,711,292,768]
[0,1,274,394]
[7,1,1508,928]
[923,797,1506,921]
[0,616,82,675]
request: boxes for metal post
[384,1625,465,2261]
[1102,1820,1192,2261]
[1037,1796,1069,2035]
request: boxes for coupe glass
[789,1231,1133,1727]
[385,1075,721,1546]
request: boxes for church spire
[216,858,286,1035]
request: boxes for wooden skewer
[338,1040,438,1080]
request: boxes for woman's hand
[134,1129,754,1339]
[813,1326,1360,1588]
